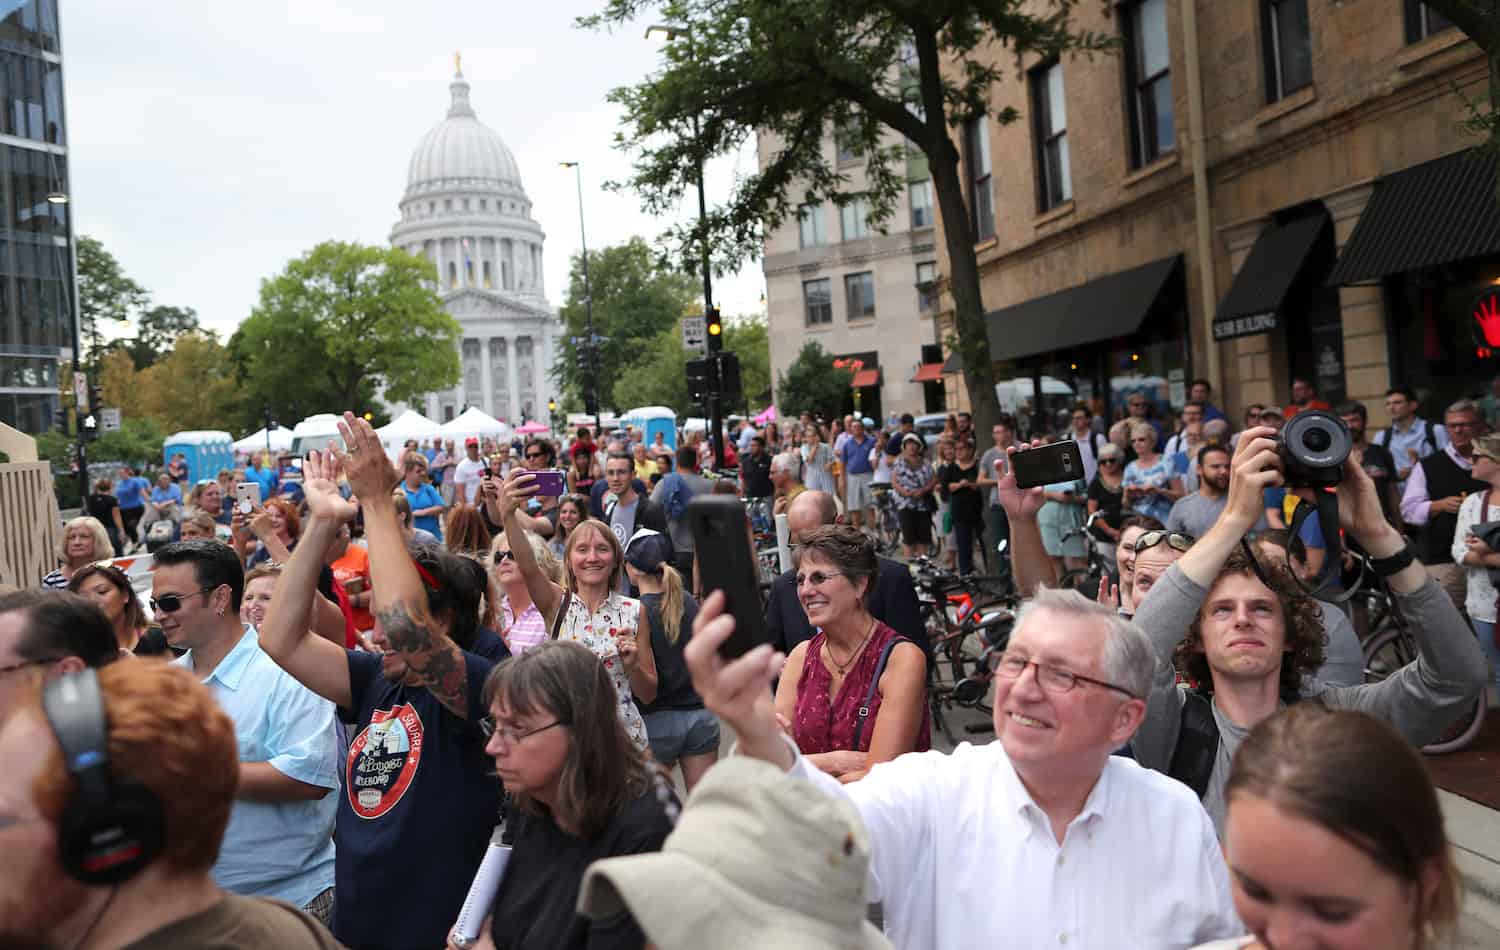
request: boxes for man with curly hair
[1130,425,1487,835]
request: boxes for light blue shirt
[175,628,338,906]
[1377,417,1448,484]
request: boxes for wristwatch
[1367,541,1416,578]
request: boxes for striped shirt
[501,597,548,655]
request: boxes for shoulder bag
[851,637,909,752]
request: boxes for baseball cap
[625,528,673,575]
[900,433,924,449]
[465,437,479,446]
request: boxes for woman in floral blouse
[891,433,938,560]
[497,469,657,750]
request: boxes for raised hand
[303,449,357,525]
[683,591,790,768]
[336,411,399,501]
[1332,452,1402,549]
[1224,425,1283,533]
[995,440,1048,521]
[498,468,538,520]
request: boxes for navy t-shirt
[335,649,501,950]
[471,627,512,666]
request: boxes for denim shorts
[643,707,721,765]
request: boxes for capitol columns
[507,333,522,424]
[531,329,546,423]
[479,334,494,420]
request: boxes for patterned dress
[554,591,650,750]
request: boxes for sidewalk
[1431,713,1500,943]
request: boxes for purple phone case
[531,470,566,496]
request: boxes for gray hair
[771,451,802,480]
[1013,587,1155,699]
[1446,399,1481,419]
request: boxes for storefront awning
[1212,211,1331,341]
[941,349,964,373]
[983,256,1183,362]
[910,363,945,383]
[851,368,880,388]
[1329,149,1500,285]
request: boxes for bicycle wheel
[1363,626,1486,754]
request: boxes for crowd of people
[2,371,1497,949]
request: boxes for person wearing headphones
[0,660,340,948]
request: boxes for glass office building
[0,0,70,435]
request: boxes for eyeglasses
[149,588,216,614]
[525,451,547,460]
[995,653,1139,699]
[493,549,514,563]
[479,718,563,746]
[1446,421,1481,431]
[795,570,845,588]
[1133,530,1195,555]
[0,656,61,677]
[1099,457,1121,465]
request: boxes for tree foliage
[612,324,692,413]
[722,317,771,409]
[553,236,700,408]
[229,241,460,427]
[1424,3,1500,152]
[76,235,147,371]
[582,0,1112,433]
[776,340,853,421]
[134,332,239,432]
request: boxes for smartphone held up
[687,496,771,660]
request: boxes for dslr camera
[1277,409,1351,488]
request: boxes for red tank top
[792,621,930,755]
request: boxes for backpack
[1167,688,1302,798]
[657,472,692,520]
[1377,419,1439,456]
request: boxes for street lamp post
[645,24,723,470]
[560,161,600,427]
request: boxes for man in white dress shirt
[685,455,1239,950]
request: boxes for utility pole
[561,162,601,424]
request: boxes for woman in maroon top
[774,525,929,783]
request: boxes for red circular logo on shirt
[347,704,424,819]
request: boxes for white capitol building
[389,61,559,427]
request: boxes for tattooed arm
[340,413,474,720]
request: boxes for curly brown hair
[1176,546,1326,696]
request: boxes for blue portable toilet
[623,406,677,452]
[163,430,235,487]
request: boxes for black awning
[941,349,964,373]
[983,256,1182,362]
[1212,211,1332,341]
[1329,149,1500,285]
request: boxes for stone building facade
[760,127,944,422]
[935,0,1491,427]
[390,65,558,426]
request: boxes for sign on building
[681,316,707,356]
[100,408,121,433]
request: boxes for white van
[290,414,346,458]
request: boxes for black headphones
[41,668,165,885]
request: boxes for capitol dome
[404,69,524,198]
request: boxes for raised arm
[339,413,474,720]
[996,442,1056,595]
[498,468,566,625]
[257,449,355,710]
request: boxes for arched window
[448,261,458,289]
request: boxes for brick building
[759,126,945,422]
[935,0,1493,429]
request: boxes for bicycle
[1358,583,1486,755]
[868,481,903,555]
[1056,512,1111,594]
[909,559,1016,743]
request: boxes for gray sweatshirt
[1130,561,1486,835]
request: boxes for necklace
[824,618,877,676]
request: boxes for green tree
[776,341,853,421]
[1424,4,1500,155]
[584,1,1111,436]
[612,325,692,413]
[553,237,700,408]
[118,305,205,369]
[137,332,240,432]
[89,417,168,469]
[76,235,148,373]
[229,241,461,426]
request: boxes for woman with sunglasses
[67,562,168,655]
[458,640,673,950]
[775,526,928,783]
[490,528,560,655]
[1191,705,1460,950]
[1122,421,1181,523]
[498,467,656,749]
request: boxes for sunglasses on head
[1133,530,1194,555]
[149,587,215,614]
[493,549,514,563]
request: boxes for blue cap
[625,528,672,574]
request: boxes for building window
[482,260,492,289]
[1124,0,1175,168]
[1030,61,1072,211]
[835,117,860,164]
[840,198,870,241]
[798,203,826,248]
[803,278,833,326]
[448,261,458,289]
[1404,1,1453,43]
[1262,0,1312,103]
[845,271,876,321]
[910,180,934,228]
[963,116,995,241]
[444,199,452,211]
[916,262,937,314]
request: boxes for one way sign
[681,316,707,356]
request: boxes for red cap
[465,437,479,446]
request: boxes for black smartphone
[687,495,770,659]
[1009,440,1083,489]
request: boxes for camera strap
[1243,491,1363,605]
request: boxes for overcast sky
[63,0,765,342]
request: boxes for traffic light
[80,413,99,442]
[706,307,723,353]
[718,352,742,400]
[686,358,712,402]
[575,343,593,375]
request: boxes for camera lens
[1301,428,1332,453]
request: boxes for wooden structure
[0,422,59,590]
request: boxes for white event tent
[377,409,442,459]
[438,406,511,444]
[233,426,295,455]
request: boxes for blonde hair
[563,520,624,592]
[57,516,111,565]
[658,563,687,644]
[490,529,562,584]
